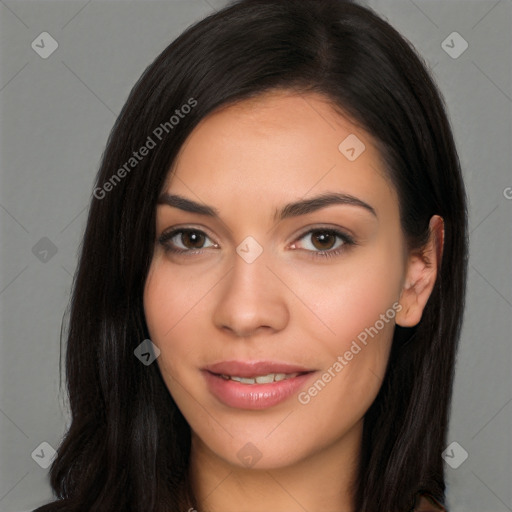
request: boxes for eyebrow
[157,191,377,222]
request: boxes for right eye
[158,228,218,255]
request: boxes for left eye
[291,229,354,254]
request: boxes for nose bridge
[212,242,289,336]
[230,245,270,295]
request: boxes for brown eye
[180,230,206,249]
[291,227,355,259]
[158,228,217,253]
[310,231,337,250]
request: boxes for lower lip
[203,371,315,410]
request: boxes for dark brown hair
[35,0,468,510]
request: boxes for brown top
[412,493,447,511]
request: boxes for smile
[219,372,301,384]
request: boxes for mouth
[218,372,304,384]
[204,360,314,377]
[202,360,316,409]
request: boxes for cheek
[144,255,219,340]
[293,285,397,441]
[143,259,200,370]
[287,242,403,414]
[143,256,228,401]
[284,240,403,356]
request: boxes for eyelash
[158,226,356,260]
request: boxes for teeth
[221,372,299,384]
[255,374,276,384]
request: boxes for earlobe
[396,215,444,328]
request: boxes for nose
[212,249,289,338]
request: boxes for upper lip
[203,360,315,378]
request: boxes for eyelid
[158,224,217,240]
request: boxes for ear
[396,215,444,328]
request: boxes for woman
[35,0,468,510]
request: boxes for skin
[143,89,443,512]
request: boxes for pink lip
[202,360,316,410]
[204,360,313,378]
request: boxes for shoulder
[412,492,447,512]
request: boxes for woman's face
[144,90,409,470]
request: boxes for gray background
[0,0,510,511]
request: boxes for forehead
[163,90,397,221]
